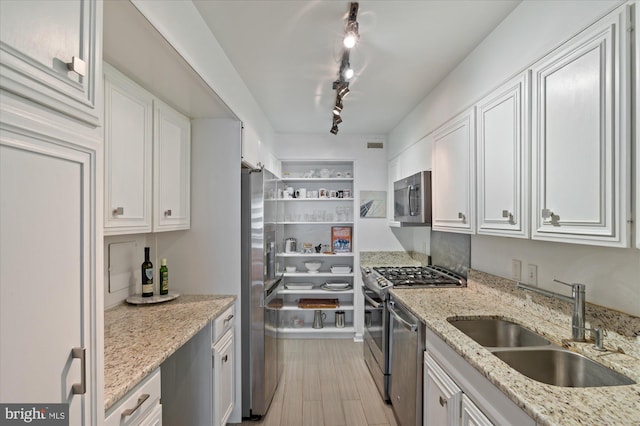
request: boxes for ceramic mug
[319,188,328,198]
[295,188,307,199]
[329,190,337,198]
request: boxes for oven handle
[361,286,383,309]
[388,304,417,332]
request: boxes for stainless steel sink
[448,318,551,347]
[493,348,636,387]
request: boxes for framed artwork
[360,191,387,218]
[331,226,352,253]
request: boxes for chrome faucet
[516,279,586,341]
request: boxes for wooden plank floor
[238,339,398,426]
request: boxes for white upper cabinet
[432,107,476,234]
[241,122,261,169]
[0,0,101,126]
[153,99,191,232]
[104,64,153,235]
[531,5,631,247]
[476,72,530,238]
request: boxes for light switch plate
[511,259,522,280]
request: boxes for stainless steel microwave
[393,171,432,224]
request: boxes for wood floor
[239,339,398,426]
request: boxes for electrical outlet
[511,259,522,281]
[527,264,538,285]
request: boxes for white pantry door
[0,130,92,424]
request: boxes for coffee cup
[329,190,337,198]
[319,188,328,198]
[295,188,307,199]
[335,172,343,178]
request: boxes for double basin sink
[448,318,635,387]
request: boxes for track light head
[330,124,339,135]
[343,21,359,48]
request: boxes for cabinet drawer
[105,368,161,426]
[213,305,235,343]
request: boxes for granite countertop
[391,270,640,426]
[103,294,236,411]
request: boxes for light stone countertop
[104,294,236,411]
[391,270,640,426]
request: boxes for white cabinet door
[424,352,461,426]
[0,127,98,425]
[153,100,191,231]
[432,108,476,234]
[399,135,432,178]
[531,6,630,247]
[0,0,101,126]
[213,329,234,426]
[461,395,493,426]
[104,63,153,235]
[241,122,261,169]
[139,404,163,426]
[476,72,529,238]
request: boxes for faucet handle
[553,279,585,291]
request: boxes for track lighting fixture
[329,2,359,135]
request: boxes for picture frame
[331,226,352,253]
[360,190,387,218]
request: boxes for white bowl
[304,261,322,272]
[285,266,297,273]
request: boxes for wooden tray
[298,298,339,309]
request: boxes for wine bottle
[159,258,169,295]
[141,247,153,297]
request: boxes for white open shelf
[277,252,354,257]
[281,178,354,183]
[281,221,354,225]
[279,197,354,201]
[283,272,354,278]
[280,326,355,338]
[279,302,354,311]
[279,289,354,295]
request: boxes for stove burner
[372,266,465,288]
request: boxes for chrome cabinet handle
[122,394,150,417]
[71,347,86,395]
[164,209,172,217]
[541,208,558,224]
[112,207,124,216]
[222,355,228,363]
[439,396,447,407]
[502,209,514,224]
[361,287,382,308]
[223,314,234,324]
[457,212,466,222]
[66,56,86,77]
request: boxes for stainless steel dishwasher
[388,295,425,426]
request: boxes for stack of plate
[321,282,351,291]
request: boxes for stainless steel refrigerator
[241,168,284,419]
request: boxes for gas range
[362,265,466,294]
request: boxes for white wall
[275,133,406,253]
[130,0,276,153]
[388,0,640,316]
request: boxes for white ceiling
[193,0,521,135]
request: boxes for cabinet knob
[164,209,172,217]
[112,207,124,216]
[439,396,447,407]
[66,56,86,77]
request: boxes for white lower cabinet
[213,329,234,426]
[424,327,534,426]
[105,369,162,426]
[212,305,235,426]
[461,395,493,426]
[424,352,461,426]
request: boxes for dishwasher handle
[361,286,383,309]
[388,303,417,332]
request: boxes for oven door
[362,286,389,400]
